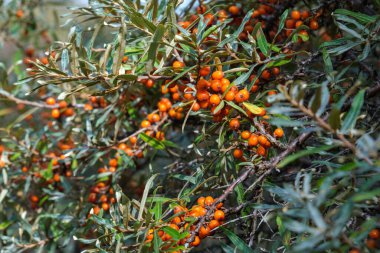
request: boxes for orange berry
[173,205,186,214]
[191,236,201,247]
[348,249,360,253]
[171,216,181,225]
[204,13,214,26]
[220,78,231,91]
[212,71,224,80]
[192,102,201,112]
[309,20,319,30]
[291,10,301,20]
[197,79,210,90]
[228,5,240,16]
[208,219,220,230]
[235,89,249,103]
[151,113,160,123]
[22,166,28,173]
[197,197,205,207]
[301,10,310,20]
[204,196,214,206]
[58,100,67,108]
[258,135,268,146]
[241,130,251,140]
[210,94,221,106]
[122,55,128,63]
[169,223,179,231]
[99,194,108,203]
[53,173,60,182]
[271,67,280,76]
[30,195,39,203]
[51,109,60,119]
[199,226,210,238]
[145,79,154,88]
[64,107,75,116]
[211,80,222,93]
[366,239,376,249]
[109,158,118,167]
[274,128,284,138]
[130,136,137,145]
[172,92,180,101]
[214,210,225,221]
[199,66,211,77]
[16,9,24,18]
[141,120,151,128]
[196,90,210,102]
[46,97,56,105]
[295,20,303,28]
[257,145,266,156]
[88,193,97,203]
[285,19,295,29]
[169,84,178,93]
[369,229,380,239]
[233,148,243,159]
[158,103,168,112]
[161,85,169,94]
[84,103,93,111]
[248,135,258,146]
[224,91,235,101]
[229,118,240,130]
[261,69,271,80]
[101,202,110,211]
[172,61,185,69]
[197,4,207,14]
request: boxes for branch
[186,130,312,244]
[0,89,57,108]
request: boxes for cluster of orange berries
[87,158,122,214]
[88,183,116,215]
[349,228,380,252]
[22,47,53,75]
[85,96,108,111]
[232,127,283,158]
[117,136,145,158]
[145,196,224,252]
[45,97,75,119]
[25,152,74,209]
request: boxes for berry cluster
[145,196,224,252]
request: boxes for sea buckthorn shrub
[0,0,379,252]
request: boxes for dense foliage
[0,0,379,252]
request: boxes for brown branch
[0,89,57,109]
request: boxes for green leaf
[162,226,180,241]
[243,102,264,115]
[139,133,165,150]
[352,189,380,202]
[322,49,333,74]
[114,74,138,83]
[341,89,365,133]
[225,101,248,117]
[334,9,378,24]
[328,105,341,130]
[277,145,337,169]
[222,227,254,253]
[148,24,165,63]
[257,27,269,56]
[277,9,289,35]
[220,9,254,47]
[138,174,158,220]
